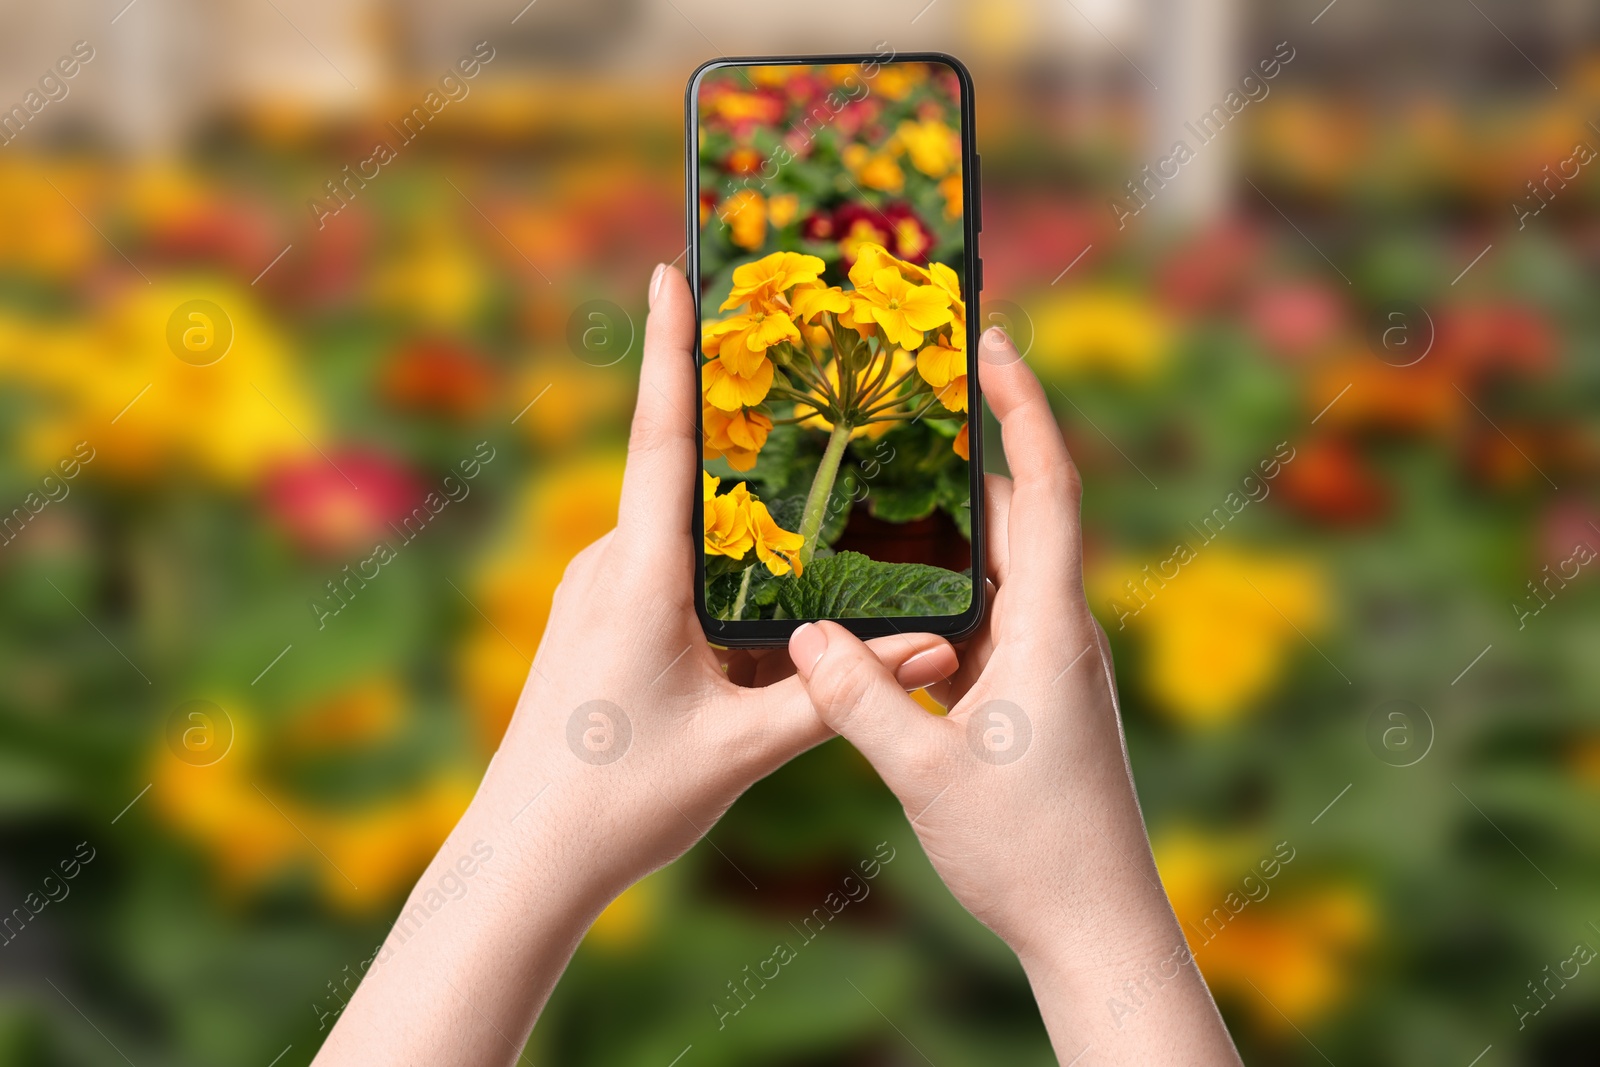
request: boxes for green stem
[798,422,853,566]
[729,564,753,620]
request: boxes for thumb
[789,621,951,794]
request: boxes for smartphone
[687,50,984,647]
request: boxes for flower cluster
[703,472,804,577]
[700,244,969,475]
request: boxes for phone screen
[690,56,978,626]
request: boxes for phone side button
[973,154,982,231]
[976,256,984,293]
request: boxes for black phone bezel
[685,50,985,648]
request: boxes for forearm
[1015,867,1241,1066]
[312,765,609,1067]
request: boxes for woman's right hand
[787,326,1242,1065]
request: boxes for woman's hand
[312,264,957,1067]
[786,327,1242,1065]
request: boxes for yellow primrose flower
[703,405,772,471]
[749,497,804,576]
[918,337,970,411]
[938,173,963,219]
[702,307,801,373]
[788,283,853,323]
[936,375,968,413]
[719,188,766,251]
[704,481,754,559]
[702,355,773,411]
[856,268,953,349]
[848,242,925,293]
[896,119,960,178]
[720,251,826,311]
[916,341,965,390]
[952,422,970,460]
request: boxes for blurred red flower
[1157,220,1265,315]
[1276,438,1390,526]
[263,450,426,555]
[1435,303,1556,378]
[381,337,499,420]
[1247,280,1345,360]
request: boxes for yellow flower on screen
[896,119,960,178]
[702,354,773,411]
[702,307,800,369]
[702,405,772,471]
[719,250,825,311]
[749,497,804,576]
[857,268,953,349]
[704,480,754,559]
[842,144,904,193]
[788,283,853,323]
[938,173,963,219]
[718,188,766,250]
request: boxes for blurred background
[1,0,1598,1064]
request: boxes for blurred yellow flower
[0,160,100,278]
[842,144,905,193]
[719,189,766,250]
[149,700,477,912]
[1156,829,1373,1031]
[1093,549,1328,726]
[938,173,963,219]
[586,875,661,949]
[369,218,487,326]
[896,119,960,178]
[7,277,320,485]
[1031,288,1172,380]
[768,193,799,228]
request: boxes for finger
[788,621,950,796]
[865,631,959,691]
[977,326,1082,581]
[617,264,700,541]
[732,629,954,754]
[984,473,1013,585]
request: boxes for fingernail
[649,263,667,308]
[896,648,955,691]
[979,324,1020,366]
[790,622,828,680]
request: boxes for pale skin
[312,264,1241,1066]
